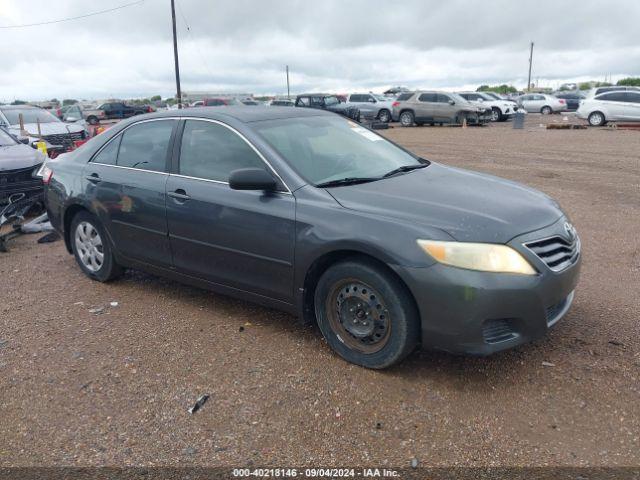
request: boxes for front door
[165,119,296,303]
[83,119,176,267]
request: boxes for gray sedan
[44,107,580,368]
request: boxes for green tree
[10,99,27,105]
[150,95,162,102]
[617,77,640,86]
[477,84,517,94]
[62,99,78,106]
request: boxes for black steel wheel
[314,259,420,368]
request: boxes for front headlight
[417,239,537,275]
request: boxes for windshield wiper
[315,176,381,188]
[382,163,428,178]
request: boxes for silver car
[576,90,640,126]
[345,93,394,122]
[391,91,491,126]
[516,94,567,114]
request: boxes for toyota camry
[43,107,581,368]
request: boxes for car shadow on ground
[112,267,556,391]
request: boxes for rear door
[596,92,627,120]
[165,119,296,302]
[416,93,438,122]
[84,118,177,267]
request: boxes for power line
[0,0,145,29]
[174,0,216,80]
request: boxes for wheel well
[399,109,414,117]
[301,250,419,327]
[62,204,89,253]
[541,105,552,112]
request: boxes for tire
[87,116,98,125]
[490,107,502,122]
[314,259,420,369]
[588,111,606,127]
[541,106,552,115]
[70,211,123,282]
[377,109,391,123]
[399,111,414,127]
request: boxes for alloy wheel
[74,221,104,272]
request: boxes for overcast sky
[1,0,639,101]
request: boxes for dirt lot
[1,114,639,468]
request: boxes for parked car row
[391,91,493,127]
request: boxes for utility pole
[170,0,182,108]
[527,41,534,92]
[286,65,290,99]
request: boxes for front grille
[525,235,580,272]
[482,319,518,344]
[41,131,85,147]
[0,165,44,203]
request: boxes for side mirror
[229,168,277,191]
[477,98,484,102]
[18,137,30,144]
[448,100,455,105]
[368,98,376,103]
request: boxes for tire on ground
[70,210,123,282]
[314,259,420,369]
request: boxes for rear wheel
[399,111,414,127]
[588,111,606,126]
[70,211,123,282]
[541,105,552,115]
[87,116,98,125]
[377,109,391,123]
[314,260,420,369]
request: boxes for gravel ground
[1,114,639,468]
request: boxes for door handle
[168,189,191,202]
[85,173,101,184]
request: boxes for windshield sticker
[350,126,383,141]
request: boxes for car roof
[296,93,337,97]
[0,105,40,110]
[141,106,331,123]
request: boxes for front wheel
[87,116,98,125]
[314,260,420,369]
[541,106,552,115]
[377,109,391,123]
[399,111,414,127]
[588,111,606,126]
[490,108,502,122]
[70,211,123,282]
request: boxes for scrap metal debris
[188,394,210,414]
[542,361,556,367]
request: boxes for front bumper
[393,220,582,355]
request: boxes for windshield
[373,94,388,101]
[449,93,470,104]
[485,92,501,100]
[253,116,422,185]
[0,128,18,146]
[324,96,339,106]
[1,108,60,125]
[477,92,494,101]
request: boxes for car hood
[0,143,46,171]
[326,162,563,243]
[8,122,85,137]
